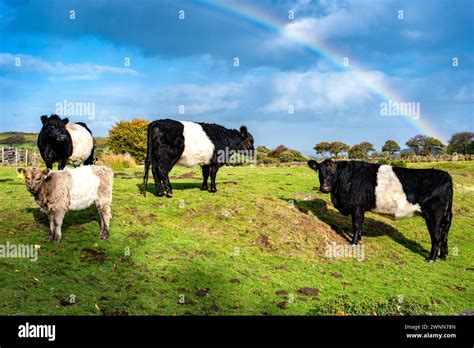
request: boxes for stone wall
[0,147,41,166]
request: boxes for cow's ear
[42,168,52,181]
[40,115,48,125]
[240,126,248,136]
[308,160,319,170]
[16,168,26,175]
[61,118,69,125]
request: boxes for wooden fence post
[25,149,28,166]
[1,146,3,166]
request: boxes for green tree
[382,140,401,155]
[328,141,350,158]
[108,119,149,162]
[406,135,445,155]
[360,141,375,155]
[348,144,368,159]
[314,142,331,157]
[447,132,474,154]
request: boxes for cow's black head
[40,114,69,142]
[308,159,337,194]
[239,126,254,151]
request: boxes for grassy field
[0,161,472,315]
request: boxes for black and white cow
[38,114,95,170]
[143,119,254,198]
[308,159,453,262]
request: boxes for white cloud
[259,69,383,114]
[0,53,139,79]
[401,30,423,40]
[267,1,388,51]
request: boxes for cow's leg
[47,213,55,241]
[160,167,173,198]
[440,236,448,260]
[151,164,164,197]
[350,208,365,245]
[201,165,210,191]
[438,207,452,260]
[425,210,443,262]
[45,161,54,170]
[209,164,221,193]
[83,147,95,166]
[52,210,65,243]
[97,203,111,240]
[58,158,67,170]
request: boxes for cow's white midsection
[177,121,215,167]
[372,165,421,218]
[66,123,93,165]
[68,166,100,210]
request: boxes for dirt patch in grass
[256,233,276,251]
[250,200,347,258]
[81,248,107,263]
[172,172,200,180]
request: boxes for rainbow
[196,0,447,142]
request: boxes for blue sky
[0,0,473,155]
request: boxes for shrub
[256,146,271,155]
[99,153,136,171]
[108,119,149,162]
[390,160,407,168]
[259,156,278,165]
[279,149,308,163]
[268,145,288,158]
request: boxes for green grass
[0,162,472,315]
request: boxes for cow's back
[177,121,215,166]
[68,166,101,210]
[66,123,93,165]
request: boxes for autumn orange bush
[107,119,149,162]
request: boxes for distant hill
[0,132,38,148]
[0,131,108,150]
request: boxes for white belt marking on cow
[372,165,421,218]
[68,166,100,210]
[66,123,93,165]
[177,121,215,167]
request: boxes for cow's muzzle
[319,186,330,194]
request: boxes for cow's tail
[142,122,154,197]
[439,176,453,255]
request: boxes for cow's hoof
[46,235,54,241]
[210,188,217,193]
[157,192,165,197]
[425,258,435,263]
[350,243,358,247]
[166,193,173,198]
[100,231,109,240]
[200,186,208,191]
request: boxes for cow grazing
[143,119,254,198]
[16,166,113,243]
[308,160,453,262]
[38,114,95,170]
